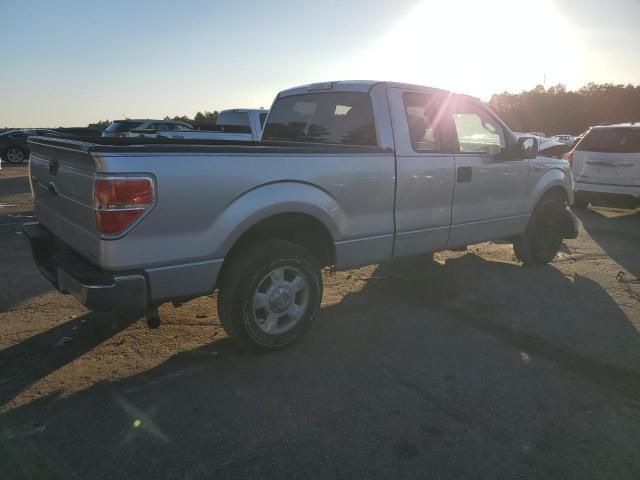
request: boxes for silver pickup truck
[24,80,578,350]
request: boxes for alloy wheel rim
[251,266,309,335]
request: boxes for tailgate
[28,137,99,260]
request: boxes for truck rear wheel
[513,198,565,266]
[217,240,323,351]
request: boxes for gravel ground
[1,164,639,479]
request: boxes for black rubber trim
[28,137,392,155]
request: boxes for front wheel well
[538,186,568,206]
[220,213,336,280]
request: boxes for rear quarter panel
[93,151,396,270]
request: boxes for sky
[0,0,638,127]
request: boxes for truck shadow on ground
[2,253,640,479]
[575,207,640,277]
[0,312,137,408]
[0,233,50,312]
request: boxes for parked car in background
[551,134,575,145]
[568,123,640,209]
[1,128,102,166]
[25,80,578,350]
[157,109,267,142]
[1,130,33,164]
[514,132,572,159]
[55,127,102,137]
[102,120,148,138]
[103,119,192,138]
[0,128,61,164]
[527,131,547,138]
[127,120,194,138]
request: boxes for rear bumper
[575,182,640,207]
[23,222,147,313]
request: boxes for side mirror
[518,136,539,159]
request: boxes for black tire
[217,240,323,351]
[3,146,27,164]
[513,198,566,266]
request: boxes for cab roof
[278,80,478,101]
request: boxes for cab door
[387,88,456,257]
[446,98,529,248]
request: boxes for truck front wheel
[217,240,323,351]
[513,198,565,266]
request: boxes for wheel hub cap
[269,286,293,313]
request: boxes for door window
[450,103,505,156]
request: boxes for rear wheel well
[220,213,336,280]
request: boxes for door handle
[457,166,472,183]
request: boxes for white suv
[569,123,640,209]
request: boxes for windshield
[262,92,377,146]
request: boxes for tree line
[489,83,640,136]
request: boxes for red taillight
[94,178,154,209]
[96,210,145,236]
[564,151,574,164]
[93,176,154,236]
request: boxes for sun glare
[352,0,583,98]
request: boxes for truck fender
[527,168,573,212]
[527,168,579,239]
[207,181,346,259]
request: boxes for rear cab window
[262,92,377,146]
[576,128,640,153]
